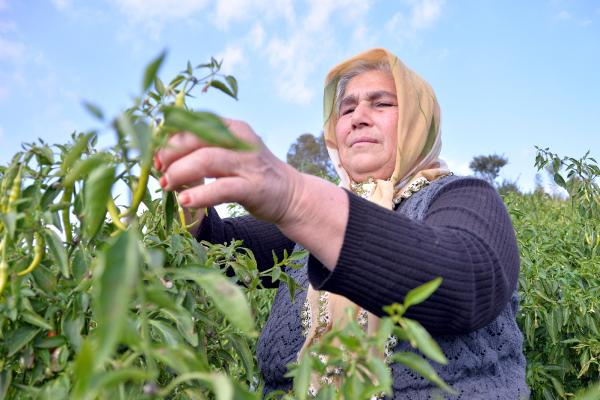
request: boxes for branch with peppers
[0,53,246,298]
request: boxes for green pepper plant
[0,52,451,399]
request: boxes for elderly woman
[155,48,529,399]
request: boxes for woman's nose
[351,101,372,129]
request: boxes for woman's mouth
[350,137,378,146]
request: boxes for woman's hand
[155,118,303,226]
[155,118,349,270]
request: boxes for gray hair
[335,60,392,114]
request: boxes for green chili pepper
[17,232,44,276]
[0,236,7,295]
[7,164,23,212]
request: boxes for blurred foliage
[507,148,600,399]
[286,133,338,183]
[469,153,508,186]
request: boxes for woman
[155,48,529,399]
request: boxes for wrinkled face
[335,70,398,183]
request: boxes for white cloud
[554,10,572,21]
[212,0,295,29]
[215,45,245,74]
[304,0,370,33]
[410,0,444,30]
[247,22,265,49]
[443,157,471,176]
[0,36,25,61]
[266,34,315,104]
[261,0,373,105]
[0,20,16,33]
[51,0,72,10]
[386,0,445,43]
[109,0,209,35]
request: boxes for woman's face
[334,69,398,183]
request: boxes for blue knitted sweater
[197,175,530,399]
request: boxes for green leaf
[32,264,57,294]
[82,101,104,121]
[0,370,12,400]
[225,75,238,99]
[143,50,167,92]
[287,249,309,262]
[162,107,253,150]
[403,277,442,309]
[116,113,153,165]
[403,319,447,364]
[0,212,16,240]
[155,77,166,96]
[391,352,454,393]
[63,152,111,187]
[171,269,256,336]
[21,309,53,330]
[209,79,236,99]
[5,326,40,357]
[160,307,198,347]
[553,173,566,188]
[90,368,152,392]
[72,340,95,399]
[62,133,92,173]
[34,335,67,348]
[293,353,312,400]
[83,165,114,239]
[149,319,183,346]
[162,190,176,234]
[93,230,140,365]
[229,334,255,382]
[211,374,234,400]
[62,308,84,352]
[43,227,70,279]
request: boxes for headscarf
[297,48,451,391]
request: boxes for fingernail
[179,192,190,205]
[160,175,167,188]
[154,156,162,171]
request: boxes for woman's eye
[341,107,354,115]
[375,102,393,108]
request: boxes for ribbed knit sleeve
[196,207,295,288]
[307,178,520,335]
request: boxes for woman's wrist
[276,173,349,270]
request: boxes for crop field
[0,56,598,399]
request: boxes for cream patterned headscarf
[298,48,451,392]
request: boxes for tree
[286,133,337,182]
[469,154,508,185]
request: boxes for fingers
[222,118,264,145]
[156,119,262,172]
[159,147,242,191]
[155,132,207,172]
[179,177,247,208]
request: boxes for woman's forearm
[276,173,349,270]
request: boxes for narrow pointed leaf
[403,319,447,364]
[83,165,114,239]
[93,230,140,365]
[403,277,442,309]
[162,107,253,150]
[209,79,236,99]
[391,352,454,393]
[143,50,167,91]
[82,101,104,121]
[43,228,69,278]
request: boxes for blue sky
[1,0,598,192]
